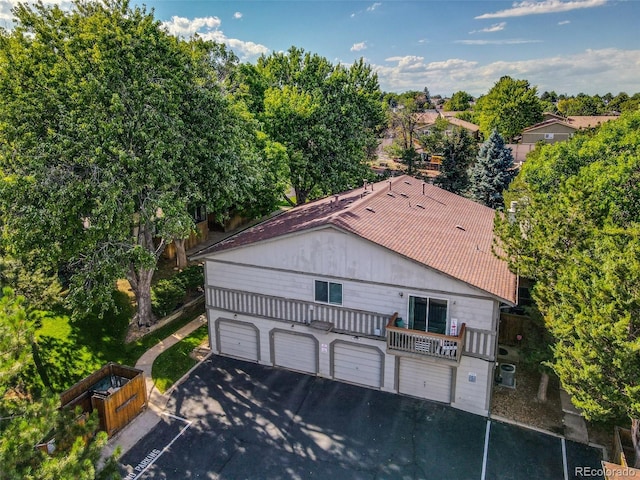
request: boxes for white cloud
[162,15,268,59]
[558,20,571,25]
[351,41,367,52]
[233,12,243,20]
[476,0,608,19]
[0,0,74,26]
[456,39,543,45]
[372,48,640,96]
[470,22,507,34]
[367,2,382,12]
[163,15,221,36]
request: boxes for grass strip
[151,324,209,393]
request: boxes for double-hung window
[314,280,342,305]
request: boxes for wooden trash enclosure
[59,362,147,438]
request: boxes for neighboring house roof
[444,116,480,133]
[196,176,517,304]
[414,111,441,127]
[566,115,619,129]
[414,111,480,134]
[523,115,619,133]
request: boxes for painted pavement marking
[123,412,192,480]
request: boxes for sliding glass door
[408,296,448,335]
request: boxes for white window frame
[314,280,343,306]
[407,295,449,335]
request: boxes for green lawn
[35,290,204,392]
[152,324,209,393]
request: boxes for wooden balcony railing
[385,313,466,362]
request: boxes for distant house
[194,175,517,416]
[521,115,619,145]
[414,110,481,139]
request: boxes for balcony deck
[385,313,466,363]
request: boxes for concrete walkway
[561,388,590,444]
[100,314,208,464]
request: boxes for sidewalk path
[100,314,208,465]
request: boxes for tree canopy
[475,76,543,142]
[494,111,640,464]
[443,91,473,112]
[433,128,477,195]
[0,0,269,326]
[243,47,384,204]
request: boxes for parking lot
[119,355,604,479]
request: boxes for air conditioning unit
[497,363,516,388]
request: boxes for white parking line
[561,437,569,480]
[481,419,491,480]
[124,413,192,480]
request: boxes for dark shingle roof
[199,175,517,304]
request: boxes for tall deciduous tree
[443,91,473,111]
[433,128,477,195]
[0,1,264,326]
[475,76,543,141]
[495,111,640,466]
[251,48,384,204]
[468,130,515,208]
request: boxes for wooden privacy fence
[59,362,147,438]
[498,312,528,346]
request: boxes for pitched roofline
[198,222,517,305]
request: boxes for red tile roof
[199,175,517,304]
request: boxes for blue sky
[2,1,639,96]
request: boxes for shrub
[175,265,204,293]
[151,279,186,318]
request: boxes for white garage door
[398,357,452,403]
[272,331,317,374]
[217,320,259,362]
[332,342,383,389]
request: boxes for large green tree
[248,48,384,204]
[443,91,473,112]
[0,1,266,326]
[557,93,605,116]
[433,127,477,194]
[0,288,119,479]
[475,76,543,141]
[494,111,640,466]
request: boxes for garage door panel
[332,343,382,389]
[218,320,259,362]
[273,331,317,374]
[399,357,451,403]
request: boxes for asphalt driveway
[119,355,604,480]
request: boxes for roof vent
[404,181,412,185]
[416,204,425,209]
[455,225,466,231]
[400,193,409,198]
[366,207,375,213]
[387,192,395,198]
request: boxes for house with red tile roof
[193,175,517,416]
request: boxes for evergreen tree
[468,130,515,208]
[494,111,640,466]
[0,288,120,479]
[433,128,477,194]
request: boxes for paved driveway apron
[120,356,603,480]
